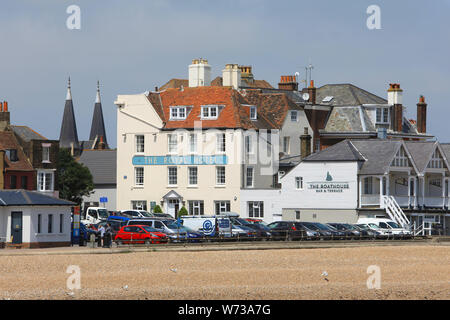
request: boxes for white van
[357,218,412,238]
[81,207,110,226]
[181,215,247,237]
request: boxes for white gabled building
[268,139,450,235]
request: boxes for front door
[168,199,179,218]
[11,212,23,244]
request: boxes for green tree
[57,149,94,205]
[178,206,188,217]
[153,205,163,213]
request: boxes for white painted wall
[0,206,71,245]
[82,186,116,211]
[280,161,359,209]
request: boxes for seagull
[67,291,75,297]
[170,268,177,273]
[123,285,129,290]
[321,271,329,282]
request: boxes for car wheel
[145,239,151,245]
[116,239,123,246]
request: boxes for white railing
[382,196,410,229]
[361,195,381,206]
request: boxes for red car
[115,225,168,245]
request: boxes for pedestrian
[98,224,105,247]
[104,223,112,248]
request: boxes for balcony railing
[361,194,448,209]
[423,197,445,208]
[361,195,380,206]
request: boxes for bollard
[89,233,96,248]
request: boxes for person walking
[104,223,112,248]
[98,224,105,247]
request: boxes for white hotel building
[114,59,312,217]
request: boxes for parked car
[356,223,390,239]
[164,221,204,242]
[120,210,154,219]
[230,217,272,240]
[357,218,412,239]
[292,222,321,240]
[297,222,342,240]
[266,221,307,240]
[327,223,361,239]
[115,225,168,245]
[152,213,175,219]
[353,224,383,238]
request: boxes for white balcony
[423,197,445,208]
[361,195,380,207]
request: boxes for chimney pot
[3,101,8,112]
[0,102,3,112]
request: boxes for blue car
[165,221,204,242]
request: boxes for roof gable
[316,83,387,106]
[303,140,366,162]
[0,190,74,206]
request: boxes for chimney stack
[278,75,299,91]
[388,83,403,132]
[222,64,241,90]
[0,101,10,130]
[308,80,316,104]
[300,127,312,160]
[188,58,211,87]
[0,150,4,189]
[416,95,427,134]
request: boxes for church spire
[89,80,108,148]
[95,80,101,103]
[66,77,72,101]
[59,76,80,154]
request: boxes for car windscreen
[139,211,153,217]
[130,220,152,226]
[98,209,109,219]
[166,223,190,232]
[142,226,158,233]
[387,221,401,229]
[315,223,334,231]
[330,224,345,230]
[368,223,381,230]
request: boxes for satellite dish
[302,92,310,101]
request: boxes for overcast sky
[1,0,449,147]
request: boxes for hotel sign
[307,172,350,193]
[132,155,228,166]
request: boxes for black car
[298,222,343,240]
[327,223,361,239]
[230,217,272,240]
[292,222,321,240]
[266,221,307,241]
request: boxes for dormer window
[427,149,443,169]
[169,106,188,120]
[6,149,18,162]
[201,105,222,120]
[391,148,409,167]
[376,107,389,124]
[250,106,257,120]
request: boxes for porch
[359,172,449,209]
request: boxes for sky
[0,0,449,148]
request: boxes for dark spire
[59,77,80,153]
[89,81,108,148]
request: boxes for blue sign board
[132,155,228,166]
[100,197,108,203]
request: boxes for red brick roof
[148,86,301,131]
[0,131,34,172]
